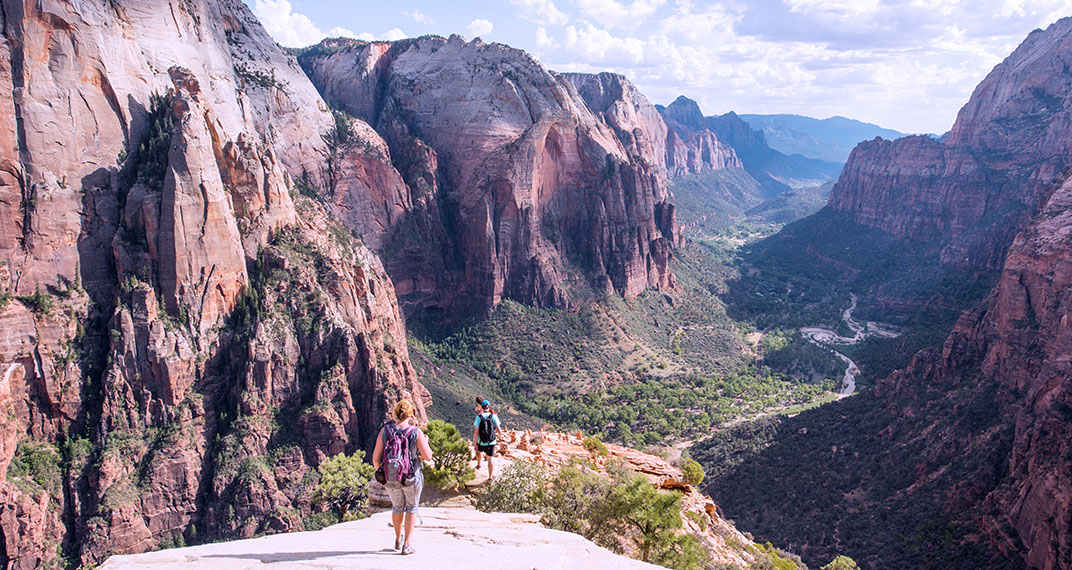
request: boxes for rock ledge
[100,508,658,569]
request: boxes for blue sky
[246,0,1072,134]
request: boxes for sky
[245,0,1072,134]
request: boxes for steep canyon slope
[298,39,681,319]
[708,148,1072,570]
[0,1,428,567]
[879,170,1072,570]
[708,17,1072,570]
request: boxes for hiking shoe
[401,544,415,555]
[394,537,402,550]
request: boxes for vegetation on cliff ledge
[478,458,707,570]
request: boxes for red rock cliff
[829,17,1072,269]
[0,1,427,567]
[299,37,679,318]
[876,170,1072,569]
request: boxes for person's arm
[472,426,480,446]
[372,427,385,470]
[494,414,505,437]
[417,429,433,461]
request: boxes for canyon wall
[298,38,679,318]
[828,17,1072,270]
[821,21,1072,567]
[660,97,843,195]
[874,170,1072,570]
[0,1,427,567]
[711,18,1072,570]
[562,72,742,178]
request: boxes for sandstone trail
[99,430,763,569]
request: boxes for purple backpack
[383,424,417,485]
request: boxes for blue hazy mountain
[738,114,905,162]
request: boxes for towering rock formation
[829,17,1072,270]
[0,1,427,567]
[560,72,672,175]
[299,38,679,318]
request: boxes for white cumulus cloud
[536,26,559,48]
[572,0,668,29]
[327,26,357,39]
[381,28,408,41]
[564,23,646,64]
[511,0,569,26]
[467,19,495,38]
[405,9,435,25]
[532,0,1072,132]
[251,1,408,46]
[251,0,326,47]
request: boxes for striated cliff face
[874,171,1072,570]
[829,17,1072,270]
[298,37,679,318]
[560,72,672,176]
[0,1,427,567]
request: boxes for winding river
[799,294,899,399]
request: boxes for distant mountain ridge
[658,97,844,196]
[738,114,906,162]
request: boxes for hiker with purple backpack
[372,399,433,555]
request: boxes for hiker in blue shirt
[472,399,504,480]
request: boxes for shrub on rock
[424,419,476,490]
[312,450,374,521]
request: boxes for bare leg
[403,513,417,545]
[392,512,403,543]
[487,455,495,479]
[475,449,482,468]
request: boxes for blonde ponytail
[393,399,415,422]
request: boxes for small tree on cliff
[543,458,615,540]
[608,471,685,563]
[822,555,860,570]
[583,435,609,457]
[680,458,704,486]
[321,109,356,196]
[476,459,548,513]
[312,450,375,521]
[424,420,475,490]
